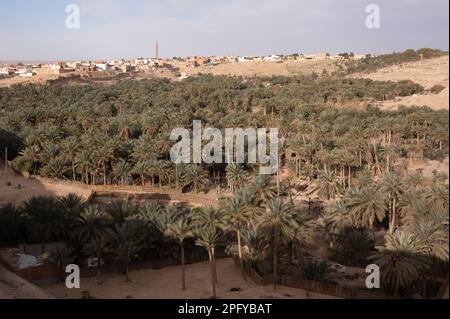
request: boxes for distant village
[0,51,369,82]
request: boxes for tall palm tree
[133,160,150,186]
[75,149,93,184]
[407,220,449,261]
[0,203,25,246]
[60,137,80,181]
[249,175,277,206]
[106,199,137,225]
[222,190,257,276]
[182,164,209,193]
[344,186,386,230]
[379,171,404,234]
[83,235,109,284]
[324,200,351,246]
[75,205,108,243]
[195,229,219,298]
[258,198,297,288]
[21,196,67,243]
[192,206,225,282]
[225,164,248,192]
[313,169,341,200]
[107,220,145,282]
[369,231,430,296]
[40,158,67,179]
[165,218,194,291]
[113,159,132,185]
[425,181,449,216]
[97,144,115,185]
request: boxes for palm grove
[0,58,448,297]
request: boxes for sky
[0,0,448,61]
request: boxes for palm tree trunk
[237,229,245,277]
[348,166,351,187]
[181,241,186,291]
[209,248,217,298]
[212,246,218,284]
[391,197,397,234]
[72,161,76,181]
[103,162,107,185]
[273,228,278,289]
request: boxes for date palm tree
[425,181,449,216]
[21,196,67,243]
[225,164,248,192]
[0,203,25,246]
[106,199,137,225]
[222,190,256,276]
[369,231,430,296]
[324,200,351,246]
[97,144,115,185]
[314,169,341,200]
[165,217,194,290]
[258,198,297,288]
[249,175,277,206]
[75,149,93,184]
[344,186,386,230]
[182,164,209,193]
[83,235,109,284]
[107,220,145,282]
[60,137,80,181]
[195,229,219,298]
[407,219,449,261]
[192,206,225,282]
[113,159,132,185]
[133,160,150,186]
[379,171,404,234]
[40,158,67,179]
[75,205,108,243]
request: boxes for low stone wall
[236,258,391,299]
[30,176,218,206]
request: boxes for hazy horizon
[0,0,448,61]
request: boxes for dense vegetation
[339,48,448,74]
[0,73,448,298]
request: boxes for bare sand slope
[174,59,338,78]
[44,258,337,299]
[0,67,59,88]
[353,56,449,110]
[0,161,91,206]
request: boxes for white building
[15,67,35,77]
[263,55,282,62]
[95,63,109,71]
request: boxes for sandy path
[0,264,54,299]
[43,258,337,299]
[0,161,92,206]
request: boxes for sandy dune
[352,56,449,110]
[173,59,338,78]
[43,258,337,299]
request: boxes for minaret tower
[156,41,159,59]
